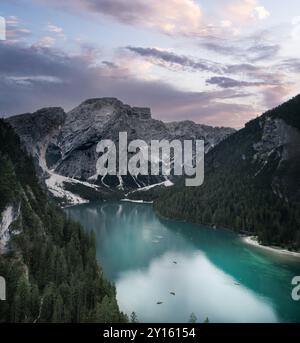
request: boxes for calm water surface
[65,202,300,323]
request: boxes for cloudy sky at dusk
[0,0,300,127]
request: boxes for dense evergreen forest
[155,95,300,250]
[0,119,127,323]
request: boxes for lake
[65,201,300,323]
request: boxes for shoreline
[120,198,153,204]
[242,235,300,258]
[63,200,300,259]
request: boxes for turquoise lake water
[65,202,300,323]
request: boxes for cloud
[6,75,63,86]
[38,0,205,36]
[102,60,118,68]
[35,36,56,48]
[5,15,31,42]
[31,0,273,42]
[220,20,233,28]
[201,41,235,55]
[279,58,300,73]
[246,44,279,61]
[206,76,271,88]
[262,85,293,109]
[126,46,224,73]
[254,6,270,20]
[200,37,279,62]
[125,45,277,78]
[205,70,292,111]
[47,24,63,34]
[0,41,255,128]
[6,16,19,26]
[124,44,296,116]
[124,45,292,110]
[225,0,270,23]
[291,16,300,40]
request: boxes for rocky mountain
[155,94,300,250]
[7,97,234,205]
[6,107,65,177]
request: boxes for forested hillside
[155,95,300,250]
[0,119,127,322]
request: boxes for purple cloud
[126,46,224,73]
[0,41,255,128]
[206,76,273,88]
[37,0,205,36]
[201,40,280,62]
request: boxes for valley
[1,94,300,323]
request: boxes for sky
[0,0,300,128]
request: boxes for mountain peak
[75,97,151,119]
[9,106,65,121]
[81,97,123,106]
[6,97,234,203]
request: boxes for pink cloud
[225,0,270,24]
[38,0,204,36]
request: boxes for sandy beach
[242,235,300,258]
[120,199,154,204]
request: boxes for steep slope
[155,95,300,250]
[7,98,234,205]
[0,119,127,322]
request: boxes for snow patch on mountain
[45,171,101,205]
[0,205,20,253]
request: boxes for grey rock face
[253,117,300,162]
[165,120,235,152]
[7,98,235,194]
[8,107,65,153]
[252,116,300,201]
[8,107,65,177]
